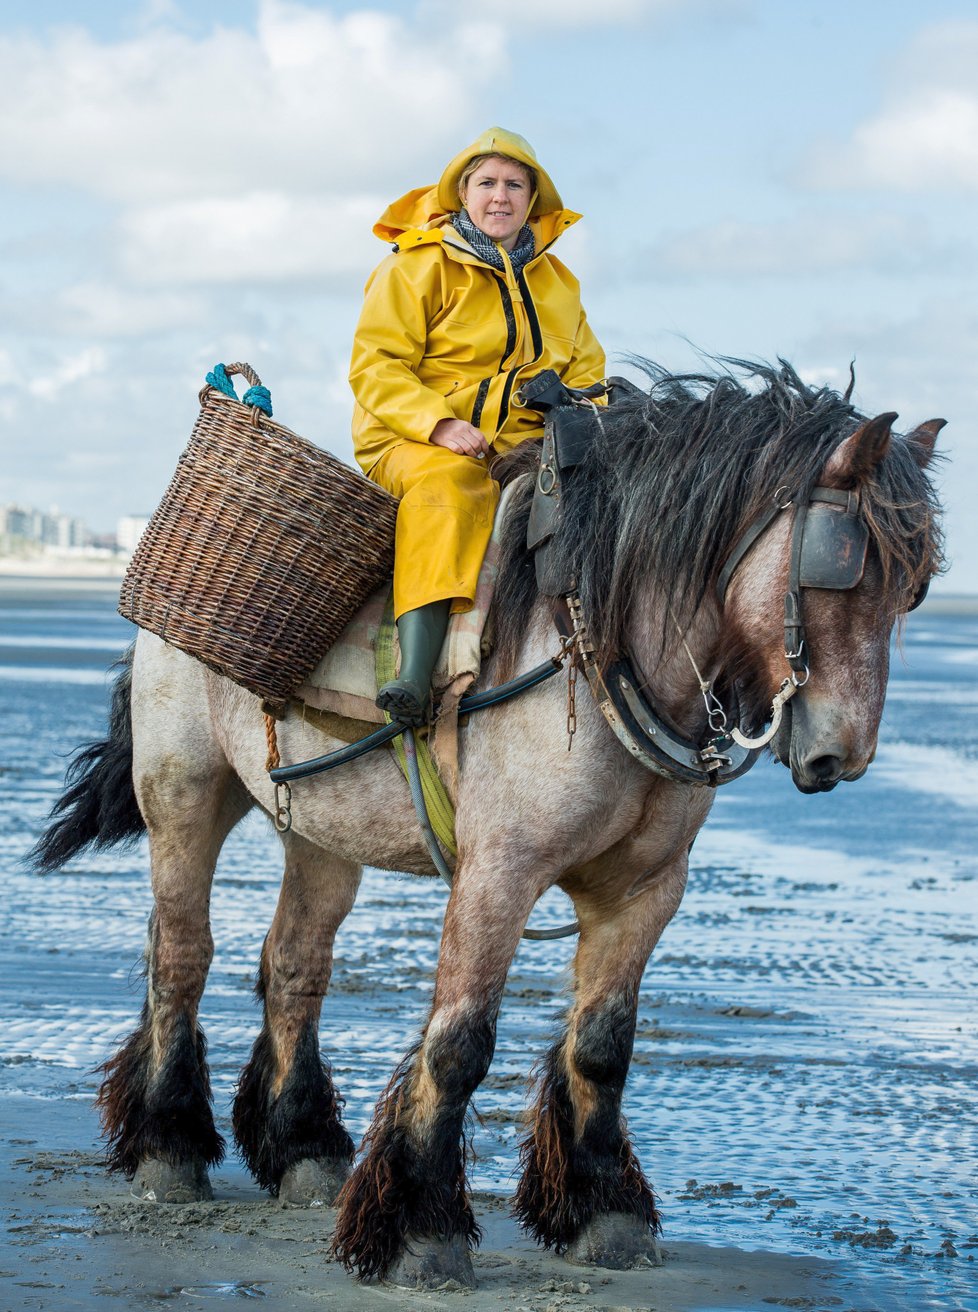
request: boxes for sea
[0,577,975,1311]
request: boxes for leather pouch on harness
[522,371,633,595]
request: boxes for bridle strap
[715,500,784,604]
[784,482,811,675]
[717,484,858,605]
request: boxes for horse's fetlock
[333,1046,481,1280]
[233,1021,352,1196]
[97,1010,222,1178]
[513,1037,658,1253]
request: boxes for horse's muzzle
[774,697,874,793]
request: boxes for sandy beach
[4,1096,892,1312]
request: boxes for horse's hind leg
[513,858,688,1267]
[233,833,360,1205]
[97,649,249,1201]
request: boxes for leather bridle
[718,482,870,686]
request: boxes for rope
[242,384,273,416]
[205,363,237,399]
[670,607,727,732]
[668,608,803,750]
[263,712,281,773]
[205,363,273,416]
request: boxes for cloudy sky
[1,0,975,590]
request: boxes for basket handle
[200,362,273,423]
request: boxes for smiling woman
[348,126,605,725]
[458,155,536,250]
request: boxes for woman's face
[462,157,533,252]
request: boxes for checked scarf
[451,208,536,276]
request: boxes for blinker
[798,502,869,591]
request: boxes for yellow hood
[373,127,576,245]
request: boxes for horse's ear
[905,418,946,469]
[822,412,897,487]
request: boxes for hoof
[387,1233,476,1290]
[130,1158,213,1204]
[278,1157,349,1207]
[567,1212,661,1269]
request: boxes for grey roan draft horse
[35,362,944,1289]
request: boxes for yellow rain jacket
[349,128,605,616]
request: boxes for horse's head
[726,413,944,793]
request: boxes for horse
[33,361,944,1290]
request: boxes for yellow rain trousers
[350,128,605,619]
[370,443,500,619]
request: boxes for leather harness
[519,374,913,789]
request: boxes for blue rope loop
[242,384,273,416]
[205,363,273,417]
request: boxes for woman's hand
[429,418,490,458]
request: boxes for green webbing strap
[376,594,458,858]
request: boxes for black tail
[30,643,146,873]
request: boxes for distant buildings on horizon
[0,503,149,558]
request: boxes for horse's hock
[119,362,398,706]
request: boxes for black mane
[492,359,944,672]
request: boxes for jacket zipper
[516,269,543,359]
[443,232,547,433]
[494,277,518,362]
[497,370,517,431]
[471,377,491,428]
[474,275,516,431]
[495,269,545,432]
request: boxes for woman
[350,127,605,724]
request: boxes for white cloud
[119,192,382,286]
[51,283,210,338]
[643,212,947,280]
[427,0,671,22]
[421,0,737,26]
[0,2,505,204]
[27,347,108,401]
[805,20,978,193]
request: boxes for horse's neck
[625,593,723,739]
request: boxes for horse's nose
[796,746,846,792]
[808,753,843,784]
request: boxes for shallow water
[1,580,975,1311]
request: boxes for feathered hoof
[277,1156,349,1207]
[130,1157,213,1204]
[386,1233,476,1291]
[567,1212,662,1269]
[375,680,428,727]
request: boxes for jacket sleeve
[560,306,606,395]
[349,254,456,445]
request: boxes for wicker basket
[119,362,398,705]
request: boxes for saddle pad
[294,479,519,724]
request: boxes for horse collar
[557,594,759,789]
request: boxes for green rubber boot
[376,600,451,727]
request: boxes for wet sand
[4,1098,885,1312]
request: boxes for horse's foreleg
[96,746,248,1202]
[333,862,540,1288]
[513,860,687,1267]
[232,834,360,1204]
